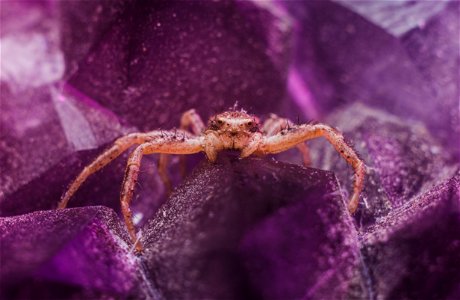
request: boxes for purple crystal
[305,103,457,228]
[141,155,363,299]
[337,1,449,37]
[1,1,459,299]
[401,3,460,158]
[362,172,460,299]
[283,1,459,158]
[63,1,290,131]
[0,206,158,299]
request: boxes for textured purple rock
[1,1,459,299]
[337,1,449,37]
[0,1,62,91]
[63,1,290,131]
[283,1,459,158]
[1,0,292,218]
[0,206,157,299]
[0,85,163,220]
[0,86,69,205]
[307,103,457,227]
[401,3,460,158]
[141,155,364,299]
[239,186,362,300]
[362,172,460,299]
[59,0,130,76]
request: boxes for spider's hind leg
[157,109,206,194]
[179,109,206,176]
[158,153,172,195]
[262,114,311,166]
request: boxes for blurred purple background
[1,1,459,299]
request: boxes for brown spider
[58,109,366,252]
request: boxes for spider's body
[205,111,261,158]
[58,109,366,253]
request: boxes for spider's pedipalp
[240,132,263,158]
[257,123,365,213]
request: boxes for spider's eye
[217,120,223,125]
[248,121,259,133]
[209,120,219,130]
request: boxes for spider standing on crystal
[58,108,366,253]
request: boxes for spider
[58,109,366,253]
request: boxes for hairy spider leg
[180,109,206,137]
[58,132,156,209]
[257,124,365,214]
[262,114,311,167]
[121,136,204,252]
[158,109,206,194]
[179,109,206,176]
[157,154,172,194]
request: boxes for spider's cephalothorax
[58,109,366,253]
[208,111,260,135]
[206,110,261,156]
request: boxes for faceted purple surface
[142,155,364,299]
[0,206,158,299]
[63,1,289,131]
[362,172,460,300]
[337,1,449,37]
[306,103,457,228]
[401,3,460,157]
[238,172,362,299]
[1,1,459,299]
[0,84,164,219]
[284,1,459,158]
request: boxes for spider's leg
[121,136,204,252]
[158,153,172,195]
[258,124,366,214]
[158,109,206,188]
[58,133,152,209]
[179,109,206,177]
[180,108,206,135]
[262,114,311,166]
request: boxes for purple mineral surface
[1,1,459,299]
[142,155,363,299]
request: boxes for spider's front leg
[121,135,204,252]
[58,133,154,209]
[256,124,366,214]
[262,114,311,166]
